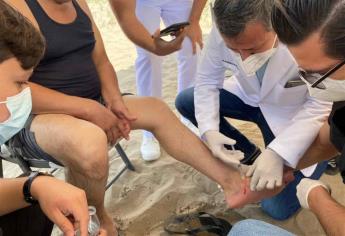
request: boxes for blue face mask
[0,87,32,145]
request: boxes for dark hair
[213,0,275,37]
[272,0,345,60]
[0,0,45,70]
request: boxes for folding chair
[0,143,135,190]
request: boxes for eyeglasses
[298,59,345,90]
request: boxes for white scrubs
[135,0,198,138]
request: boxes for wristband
[23,171,51,204]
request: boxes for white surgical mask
[0,87,32,145]
[234,35,277,77]
[304,76,345,102]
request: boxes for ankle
[219,168,241,191]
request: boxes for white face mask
[0,87,32,145]
[304,76,345,102]
[234,35,277,77]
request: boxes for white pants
[136,0,198,138]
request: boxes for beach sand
[3,1,345,235]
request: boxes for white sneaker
[140,137,161,161]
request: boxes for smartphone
[160,22,190,37]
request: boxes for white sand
[3,1,345,235]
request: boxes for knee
[73,127,109,180]
[261,200,299,220]
[145,97,170,113]
[230,220,291,235]
[175,87,195,115]
[231,220,264,234]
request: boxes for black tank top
[26,0,101,100]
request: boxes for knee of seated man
[71,125,109,180]
[145,96,170,113]
[261,198,299,221]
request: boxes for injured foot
[223,170,295,209]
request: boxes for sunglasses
[298,59,345,90]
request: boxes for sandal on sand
[164,212,232,236]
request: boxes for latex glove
[204,130,244,168]
[297,178,331,209]
[246,148,284,191]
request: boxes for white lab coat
[195,26,332,174]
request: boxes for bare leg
[31,114,116,235]
[123,96,286,207]
[297,121,339,170]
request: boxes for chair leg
[0,159,3,178]
[105,166,127,190]
[115,143,135,171]
[105,143,136,190]
[14,154,31,174]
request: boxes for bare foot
[223,170,295,209]
[98,212,118,236]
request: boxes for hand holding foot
[222,169,295,209]
[246,149,284,191]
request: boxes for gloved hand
[204,130,244,168]
[246,148,284,191]
[296,178,331,209]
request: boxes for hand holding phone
[159,22,190,37]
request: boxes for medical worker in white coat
[176,0,332,220]
[135,0,207,161]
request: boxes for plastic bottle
[75,206,100,236]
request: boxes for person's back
[26,0,101,99]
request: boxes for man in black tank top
[7,1,295,235]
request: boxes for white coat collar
[260,43,296,99]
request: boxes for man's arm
[0,178,30,215]
[29,82,96,119]
[29,82,123,144]
[78,0,121,103]
[186,0,207,53]
[195,26,227,136]
[309,186,345,235]
[109,0,186,56]
[78,0,136,139]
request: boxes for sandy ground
[3,1,345,235]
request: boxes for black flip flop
[164,212,232,236]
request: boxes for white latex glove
[296,178,331,209]
[246,148,284,191]
[204,130,244,168]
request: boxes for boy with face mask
[0,1,102,235]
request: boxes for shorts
[6,94,133,166]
